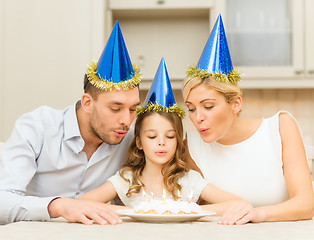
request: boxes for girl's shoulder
[180,170,206,183]
[119,168,133,180]
[108,168,133,184]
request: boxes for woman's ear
[232,96,242,114]
[81,93,93,114]
[136,137,143,150]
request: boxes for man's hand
[48,198,122,225]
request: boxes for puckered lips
[199,128,209,135]
[155,150,167,156]
[113,129,128,138]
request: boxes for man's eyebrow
[109,101,140,106]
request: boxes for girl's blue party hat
[137,58,185,118]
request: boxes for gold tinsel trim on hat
[136,102,185,119]
[86,61,142,91]
[186,65,241,84]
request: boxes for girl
[79,58,249,223]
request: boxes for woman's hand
[218,201,265,225]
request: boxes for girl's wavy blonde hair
[182,76,242,104]
[119,111,189,200]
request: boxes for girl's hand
[217,201,265,225]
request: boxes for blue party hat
[186,14,241,83]
[137,58,185,118]
[86,21,141,90]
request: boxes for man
[0,21,141,225]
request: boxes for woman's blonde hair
[120,111,189,200]
[182,76,242,104]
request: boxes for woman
[182,15,314,224]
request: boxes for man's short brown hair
[83,74,103,99]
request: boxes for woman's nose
[195,110,205,123]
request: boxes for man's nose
[118,110,132,127]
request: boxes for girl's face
[136,113,177,168]
[185,84,239,144]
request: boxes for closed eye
[111,108,120,112]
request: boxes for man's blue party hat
[137,58,185,118]
[86,21,141,90]
[186,14,241,83]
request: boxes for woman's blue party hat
[186,14,241,83]
[86,21,141,90]
[137,58,185,118]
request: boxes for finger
[89,212,109,225]
[103,207,122,221]
[219,205,251,225]
[235,212,254,225]
[227,208,249,223]
[222,203,247,217]
[98,210,122,225]
[78,215,94,225]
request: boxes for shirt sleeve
[107,170,132,206]
[0,192,58,223]
[179,170,209,203]
[0,113,57,224]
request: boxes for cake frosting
[133,199,201,215]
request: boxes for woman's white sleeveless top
[187,111,290,207]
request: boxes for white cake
[134,199,201,215]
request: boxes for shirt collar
[64,101,82,141]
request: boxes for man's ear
[136,137,143,150]
[81,93,93,113]
[232,96,242,114]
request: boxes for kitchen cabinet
[106,0,314,89]
[223,0,314,88]
[106,0,217,89]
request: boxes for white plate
[116,209,215,223]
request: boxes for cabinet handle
[295,70,303,75]
[157,0,165,5]
[308,70,314,74]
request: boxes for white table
[1,217,314,240]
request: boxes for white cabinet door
[107,0,215,89]
[224,0,304,80]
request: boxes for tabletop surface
[1,216,314,240]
